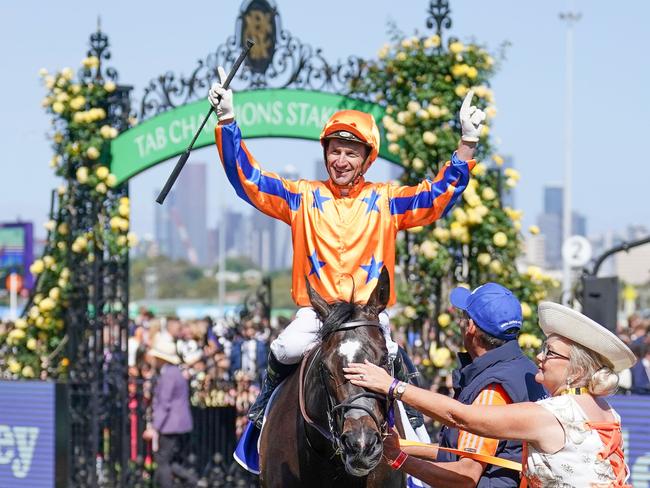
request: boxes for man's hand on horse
[343,359,393,394]
[209,66,235,123]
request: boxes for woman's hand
[343,359,394,395]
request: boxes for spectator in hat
[143,335,193,488]
[346,300,636,487]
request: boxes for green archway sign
[110,88,399,185]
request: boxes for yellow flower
[116,235,128,246]
[21,366,35,378]
[61,67,74,80]
[416,109,429,120]
[119,197,130,206]
[493,231,508,247]
[96,183,107,194]
[14,318,27,330]
[52,101,65,114]
[529,225,540,235]
[388,143,400,154]
[477,253,491,266]
[449,41,464,54]
[30,259,44,274]
[492,154,504,166]
[412,158,425,171]
[422,131,437,145]
[69,96,86,110]
[396,52,407,62]
[100,125,116,139]
[452,208,467,224]
[521,302,532,319]
[26,338,37,351]
[118,218,129,232]
[61,358,70,367]
[455,85,468,97]
[39,297,55,312]
[481,125,490,137]
[451,64,467,77]
[378,44,390,59]
[127,232,139,248]
[57,222,69,235]
[489,260,503,274]
[481,187,496,201]
[431,346,452,368]
[106,174,117,187]
[420,240,438,259]
[76,166,88,183]
[71,236,88,253]
[437,313,451,328]
[486,106,497,119]
[504,168,521,181]
[433,227,450,243]
[403,306,417,319]
[407,101,421,113]
[86,146,100,160]
[104,81,116,92]
[471,162,487,176]
[505,177,517,188]
[82,55,99,69]
[424,35,441,49]
[95,166,109,180]
[38,68,48,77]
[49,287,60,300]
[466,66,478,79]
[8,360,21,374]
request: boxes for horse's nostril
[364,431,382,455]
[341,432,356,451]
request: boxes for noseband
[298,319,393,456]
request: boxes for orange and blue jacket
[215,122,475,307]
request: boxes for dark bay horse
[259,268,404,487]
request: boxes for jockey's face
[325,139,369,188]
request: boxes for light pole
[559,8,581,304]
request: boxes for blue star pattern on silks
[360,255,384,283]
[312,188,331,213]
[361,190,381,214]
[308,251,327,278]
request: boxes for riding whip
[156,38,255,204]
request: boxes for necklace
[561,386,589,395]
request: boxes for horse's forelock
[317,301,357,339]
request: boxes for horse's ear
[365,267,390,314]
[305,275,330,319]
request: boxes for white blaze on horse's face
[338,339,362,364]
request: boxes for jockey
[209,67,485,429]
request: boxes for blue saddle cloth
[233,380,286,475]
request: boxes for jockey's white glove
[459,89,486,142]
[208,66,234,121]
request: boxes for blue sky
[2,0,648,242]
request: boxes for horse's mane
[317,301,357,339]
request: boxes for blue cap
[449,283,522,340]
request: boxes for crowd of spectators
[617,312,650,393]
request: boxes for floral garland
[0,56,135,379]
[352,34,556,373]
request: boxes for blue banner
[0,381,59,487]
[609,394,650,486]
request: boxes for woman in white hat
[344,302,636,487]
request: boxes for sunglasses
[540,342,570,361]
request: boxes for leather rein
[298,319,392,454]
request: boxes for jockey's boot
[248,352,298,429]
[394,349,425,430]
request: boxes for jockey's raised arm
[388,151,475,231]
[214,122,300,225]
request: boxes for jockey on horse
[209,67,484,430]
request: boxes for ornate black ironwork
[138,0,364,120]
[426,0,453,40]
[64,26,133,488]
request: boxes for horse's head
[306,268,391,476]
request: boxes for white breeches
[270,307,399,365]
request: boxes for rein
[298,318,392,455]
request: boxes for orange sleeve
[457,384,512,457]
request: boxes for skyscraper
[537,184,587,269]
[154,163,208,265]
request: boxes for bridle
[298,319,393,457]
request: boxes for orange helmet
[320,110,380,167]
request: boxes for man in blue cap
[432,283,547,487]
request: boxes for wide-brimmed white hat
[538,302,636,373]
[148,335,180,365]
